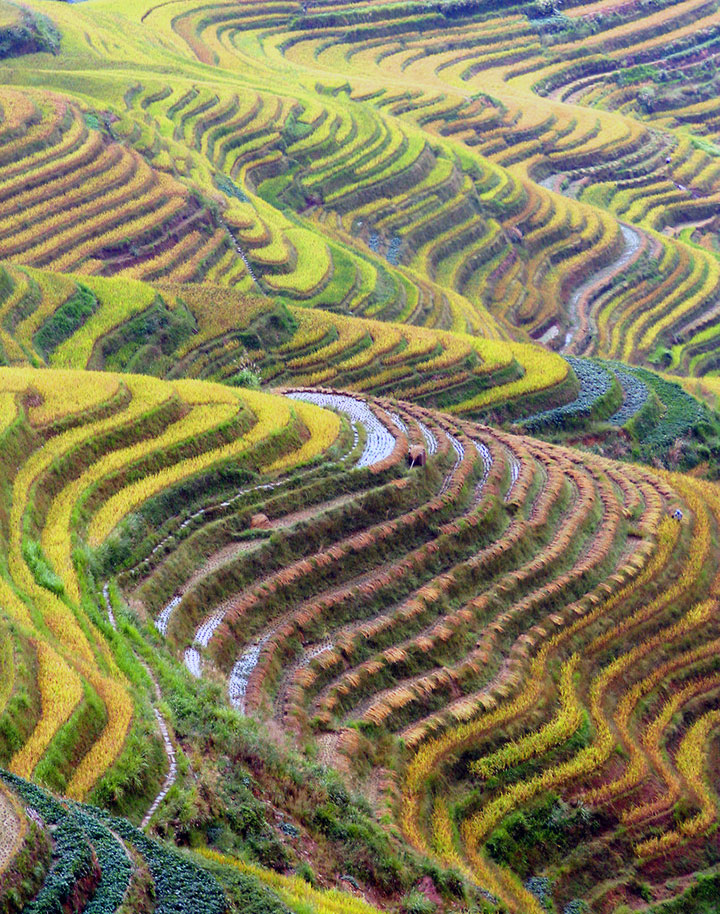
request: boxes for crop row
[0,769,228,914]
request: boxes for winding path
[140,660,178,829]
[473,440,495,495]
[229,638,270,713]
[102,582,117,629]
[101,587,179,828]
[163,391,402,703]
[166,391,398,661]
[562,224,643,353]
[535,176,645,354]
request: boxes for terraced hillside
[0,260,715,465]
[0,358,715,913]
[0,261,570,416]
[4,0,720,913]
[123,385,720,914]
[0,367,338,799]
[6,0,720,374]
[1,767,398,914]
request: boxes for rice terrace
[8,0,720,913]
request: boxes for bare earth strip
[0,786,20,873]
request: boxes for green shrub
[0,11,59,59]
[227,368,261,389]
[22,539,64,595]
[401,889,437,914]
[34,285,98,359]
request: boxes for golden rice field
[3,0,720,912]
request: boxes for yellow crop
[87,387,292,545]
[448,344,568,413]
[43,400,240,602]
[199,850,386,914]
[50,274,157,368]
[0,392,18,433]
[65,669,134,800]
[265,228,332,296]
[469,656,582,779]
[266,400,340,472]
[9,641,84,780]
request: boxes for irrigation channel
[536,176,644,352]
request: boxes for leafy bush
[486,795,599,880]
[617,64,659,86]
[216,175,248,203]
[91,808,228,914]
[0,11,59,59]
[524,876,552,912]
[648,871,720,913]
[627,368,720,465]
[227,368,261,389]
[605,363,649,426]
[73,807,133,914]
[522,358,618,432]
[0,771,97,914]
